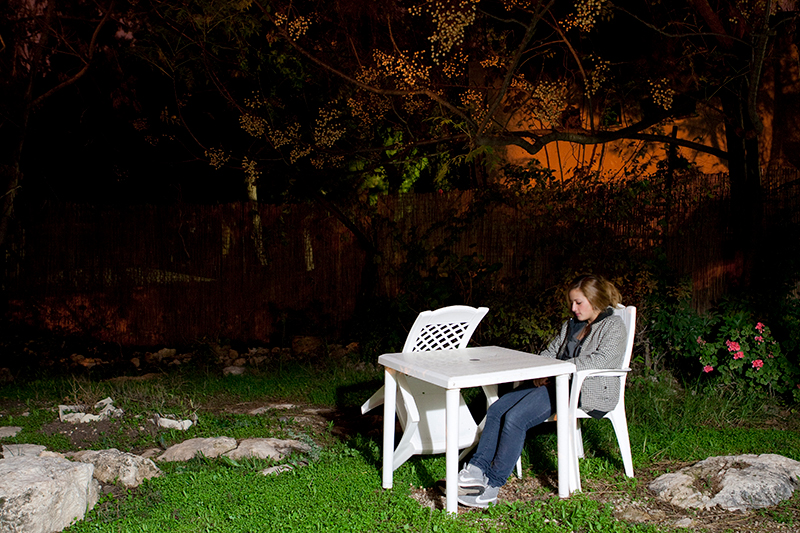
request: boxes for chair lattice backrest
[402,306,489,353]
[407,322,473,352]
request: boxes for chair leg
[575,419,584,458]
[608,412,634,477]
[515,456,522,478]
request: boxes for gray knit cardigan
[539,309,628,414]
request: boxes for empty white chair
[361,305,490,471]
[567,305,636,490]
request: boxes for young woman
[457,274,628,508]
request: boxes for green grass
[68,445,666,533]
[1,363,798,532]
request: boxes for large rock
[68,449,162,488]
[157,437,238,462]
[0,455,99,533]
[223,438,312,461]
[649,454,800,511]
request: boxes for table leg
[555,373,572,498]
[445,387,460,514]
[382,368,397,489]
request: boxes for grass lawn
[0,356,798,533]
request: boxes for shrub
[645,280,800,402]
[695,313,795,398]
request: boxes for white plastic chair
[360,305,490,471]
[509,305,636,482]
[567,305,636,491]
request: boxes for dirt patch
[39,418,157,453]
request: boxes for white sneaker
[457,463,488,488]
[457,484,500,508]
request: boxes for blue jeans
[469,384,553,487]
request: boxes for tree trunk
[720,81,763,291]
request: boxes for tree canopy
[2,0,798,211]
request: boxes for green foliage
[625,373,800,465]
[479,290,563,354]
[360,168,673,360]
[494,163,664,284]
[645,279,718,368]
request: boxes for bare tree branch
[478,0,556,137]
[31,2,116,108]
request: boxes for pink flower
[756,322,765,332]
[752,359,764,369]
[696,336,706,345]
[726,340,741,352]
[755,335,764,342]
[733,351,744,360]
[703,365,714,373]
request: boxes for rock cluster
[1,337,363,381]
[0,435,315,533]
[58,397,124,424]
[0,396,320,533]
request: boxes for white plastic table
[378,346,578,513]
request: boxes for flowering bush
[695,311,796,398]
[645,279,800,402]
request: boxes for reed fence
[3,169,798,346]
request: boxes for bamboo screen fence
[3,169,798,346]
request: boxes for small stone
[615,506,652,523]
[68,448,162,488]
[152,416,193,431]
[0,427,22,438]
[224,438,312,461]
[261,464,295,476]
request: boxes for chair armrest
[361,375,420,424]
[575,368,630,379]
[361,386,386,414]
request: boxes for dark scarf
[556,307,614,361]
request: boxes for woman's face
[569,288,601,323]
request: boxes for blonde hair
[568,274,621,311]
